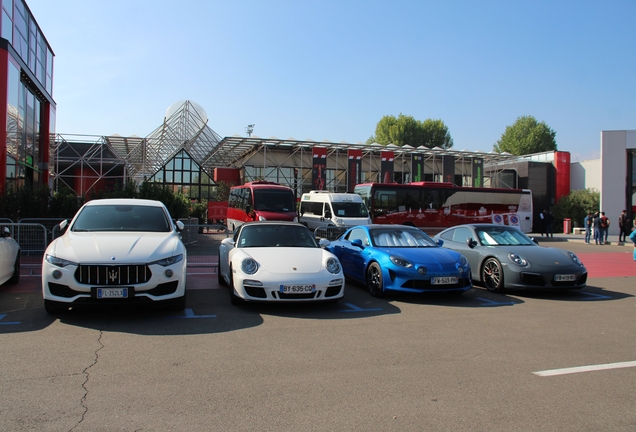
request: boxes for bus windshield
[253,190,296,212]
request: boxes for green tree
[494,115,557,155]
[367,114,453,149]
[551,188,600,229]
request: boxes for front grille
[48,282,78,298]
[278,292,317,299]
[402,277,471,290]
[75,265,152,286]
[244,286,267,298]
[146,281,179,296]
[520,273,546,286]
[325,286,342,297]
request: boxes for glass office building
[0,0,55,194]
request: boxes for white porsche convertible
[218,221,344,304]
[42,198,187,314]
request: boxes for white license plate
[279,284,315,294]
[431,277,458,285]
[554,274,576,282]
[97,288,128,298]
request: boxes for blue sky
[27,0,635,162]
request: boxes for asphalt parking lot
[1,239,635,431]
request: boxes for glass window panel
[46,49,53,75]
[174,171,182,183]
[4,0,13,18]
[165,159,174,170]
[165,171,173,182]
[2,11,12,41]
[12,9,25,36]
[174,158,182,170]
[14,0,24,18]
[14,33,27,60]
[183,158,191,171]
[183,172,191,183]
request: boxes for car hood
[243,248,327,273]
[484,245,581,267]
[382,246,463,266]
[48,232,182,263]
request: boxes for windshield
[331,202,369,217]
[476,227,534,246]
[371,228,437,248]
[253,190,296,212]
[238,224,319,248]
[72,205,170,232]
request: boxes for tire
[217,262,227,286]
[44,299,69,315]
[228,266,243,305]
[366,262,385,297]
[8,253,20,285]
[481,258,505,292]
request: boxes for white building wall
[600,130,636,236]
[571,159,600,191]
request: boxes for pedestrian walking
[583,211,593,244]
[543,209,554,238]
[619,210,629,242]
[600,211,610,243]
[593,212,602,245]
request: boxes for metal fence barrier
[1,223,48,268]
[314,226,347,241]
[2,220,229,269]
[181,224,230,267]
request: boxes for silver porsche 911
[433,224,587,292]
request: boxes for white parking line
[533,360,636,377]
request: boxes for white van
[299,191,372,230]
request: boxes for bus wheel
[366,263,385,297]
[482,258,504,292]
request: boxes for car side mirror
[466,237,478,249]
[59,220,68,232]
[245,204,251,214]
[319,238,330,248]
[351,238,364,249]
[324,210,332,219]
[531,237,539,245]
[436,239,444,247]
[175,220,185,231]
[1,227,9,237]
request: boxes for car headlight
[150,254,184,267]
[508,252,528,266]
[326,257,341,274]
[460,255,468,267]
[241,258,259,274]
[45,254,77,268]
[569,252,584,267]
[390,256,412,267]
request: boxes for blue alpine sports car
[325,224,473,297]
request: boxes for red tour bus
[354,182,533,233]
[226,181,298,232]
